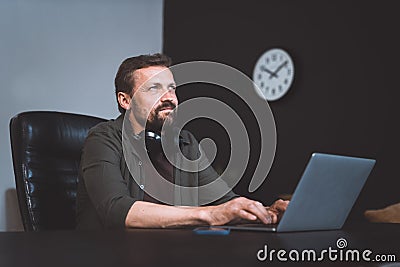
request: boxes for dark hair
[114,53,172,113]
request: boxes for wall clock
[253,48,294,101]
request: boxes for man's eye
[148,86,160,91]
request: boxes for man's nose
[161,89,177,103]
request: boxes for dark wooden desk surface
[0,223,398,267]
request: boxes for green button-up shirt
[76,115,237,229]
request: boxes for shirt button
[138,161,142,166]
[139,184,144,190]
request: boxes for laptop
[215,152,376,232]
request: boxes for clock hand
[270,61,288,79]
[260,66,278,79]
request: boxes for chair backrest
[10,111,106,231]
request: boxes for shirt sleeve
[197,157,239,205]
[181,130,239,206]
[80,129,137,228]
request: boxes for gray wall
[0,0,163,231]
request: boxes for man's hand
[125,198,289,228]
[266,199,289,222]
[202,197,289,226]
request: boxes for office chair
[10,111,106,231]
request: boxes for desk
[0,223,398,267]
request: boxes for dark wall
[163,0,400,221]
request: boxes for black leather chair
[10,111,106,231]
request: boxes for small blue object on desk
[193,227,230,235]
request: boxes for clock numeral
[278,85,282,91]
[258,74,262,80]
[272,54,277,61]
[260,82,264,88]
[266,86,269,92]
[284,79,288,85]
[272,88,276,95]
[287,69,292,75]
[266,58,270,64]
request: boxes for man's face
[130,66,178,132]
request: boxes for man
[76,53,288,229]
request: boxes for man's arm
[125,197,287,228]
[123,130,288,229]
[79,127,138,228]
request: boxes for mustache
[155,101,176,113]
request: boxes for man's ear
[117,92,131,111]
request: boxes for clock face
[253,48,294,101]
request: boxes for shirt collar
[116,114,190,145]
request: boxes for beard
[146,101,177,133]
